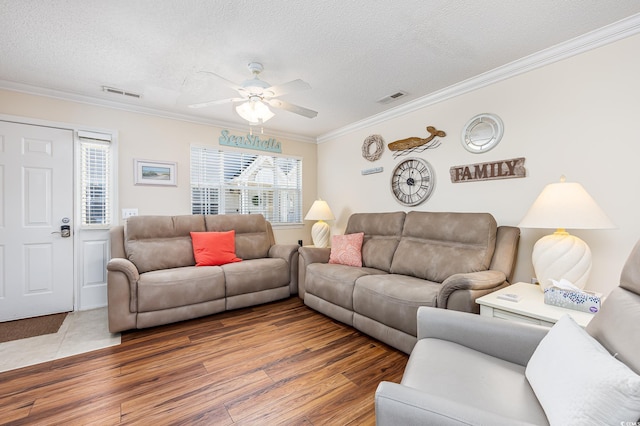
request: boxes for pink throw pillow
[329,232,364,267]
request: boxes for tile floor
[0,307,121,373]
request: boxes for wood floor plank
[120,370,273,423]
[0,297,408,425]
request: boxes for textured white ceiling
[1,1,640,140]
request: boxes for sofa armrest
[107,257,140,283]
[268,243,299,261]
[437,270,507,309]
[106,257,139,333]
[416,307,548,366]
[297,246,331,298]
[375,382,537,426]
[491,225,521,283]
[269,244,300,294]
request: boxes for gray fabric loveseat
[107,214,299,333]
[298,211,520,353]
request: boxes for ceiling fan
[188,62,318,124]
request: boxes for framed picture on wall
[134,159,177,186]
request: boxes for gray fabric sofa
[107,214,299,333]
[298,211,520,353]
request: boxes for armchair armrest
[269,244,300,294]
[417,307,548,366]
[437,270,506,310]
[375,382,536,426]
[297,246,331,298]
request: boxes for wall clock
[461,113,504,153]
[390,157,436,206]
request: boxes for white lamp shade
[304,200,335,248]
[518,178,614,230]
[235,100,275,124]
[519,176,614,291]
[304,200,335,221]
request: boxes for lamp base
[532,230,592,291]
[311,220,330,248]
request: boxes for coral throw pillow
[190,231,242,267]
[329,232,364,267]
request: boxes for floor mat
[0,312,68,343]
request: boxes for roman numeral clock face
[390,157,435,206]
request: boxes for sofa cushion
[222,258,290,296]
[125,215,206,273]
[329,232,364,267]
[191,231,242,266]
[345,212,405,272]
[390,212,497,282]
[305,263,387,311]
[204,214,272,259]
[137,266,225,312]
[353,274,440,336]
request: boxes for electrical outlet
[122,208,138,219]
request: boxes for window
[79,131,111,227]
[191,146,302,225]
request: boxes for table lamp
[518,176,614,291]
[304,199,335,248]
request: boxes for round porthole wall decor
[461,113,504,153]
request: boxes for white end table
[476,282,595,328]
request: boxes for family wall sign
[450,157,526,183]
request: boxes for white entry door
[0,121,74,321]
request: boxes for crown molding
[0,80,317,144]
[317,13,640,144]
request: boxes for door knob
[51,225,71,238]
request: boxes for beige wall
[317,33,640,296]
[0,90,318,245]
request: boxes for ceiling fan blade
[197,71,245,93]
[265,79,311,98]
[188,97,243,108]
[266,99,318,119]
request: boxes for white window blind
[79,131,111,227]
[191,146,302,225]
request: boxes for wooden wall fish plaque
[388,126,446,151]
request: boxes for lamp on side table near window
[304,199,335,248]
[518,176,615,292]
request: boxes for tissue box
[543,286,601,314]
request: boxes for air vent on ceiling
[102,86,142,99]
[377,91,408,104]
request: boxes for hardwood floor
[0,297,408,425]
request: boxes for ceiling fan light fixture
[236,99,275,124]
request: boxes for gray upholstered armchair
[375,239,640,425]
